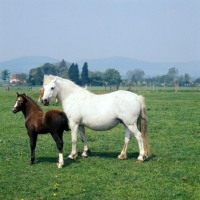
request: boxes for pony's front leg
[118,127,131,160]
[68,122,79,159]
[79,125,90,158]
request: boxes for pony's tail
[137,95,151,157]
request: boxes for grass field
[0,86,200,199]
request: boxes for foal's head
[12,92,27,113]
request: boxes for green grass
[0,86,200,199]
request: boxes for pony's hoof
[82,154,88,158]
[118,154,127,160]
[136,155,148,162]
[68,153,78,160]
[81,149,91,158]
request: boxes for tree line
[1,59,200,87]
[27,59,121,87]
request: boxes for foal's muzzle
[12,108,18,113]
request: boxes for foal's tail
[137,95,151,157]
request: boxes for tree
[195,77,200,85]
[28,68,37,85]
[28,63,60,85]
[28,67,43,85]
[17,73,27,84]
[41,63,58,75]
[1,69,10,82]
[126,69,145,83]
[61,69,69,79]
[89,71,104,86]
[35,68,43,85]
[42,63,51,74]
[59,59,69,78]
[167,67,178,82]
[81,62,89,85]
[103,68,121,86]
[183,73,191,86]
[59,59,67,68]
[68,63,80,84]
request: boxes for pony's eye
[51,87,54,90]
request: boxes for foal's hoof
[57,162,64,168]
[68,153,78,160]
[30,160,34,165]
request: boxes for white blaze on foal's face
[13,98,21,108]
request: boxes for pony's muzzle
[42,99,49,106]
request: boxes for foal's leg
[28,132,38,164]
[51,132,64,168]
[68,122,79,159]
[79,125,90,158]
[118,127,132,160]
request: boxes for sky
[0,0,200,63]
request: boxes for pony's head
[42,78,58,106]
[12,92,27,113]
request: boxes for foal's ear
[16,92,19,96]
[23,93,26,98]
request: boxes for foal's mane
[25,95,43,111]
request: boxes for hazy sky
[0,0,200,63]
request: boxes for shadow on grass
[87,151,156,162]
[35,156,79,168]
[34,152,156,167]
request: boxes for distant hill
[0,56,59,74]
[0,56,199,79]
[77,57,200,79]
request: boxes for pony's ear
[52,77,57,83]
[23,93,26,98]
[16,92,19,96]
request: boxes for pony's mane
[43,75,77,86]
[43,75,63,86]
[25,95,43,111]
[43,75,92,94]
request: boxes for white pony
[42,75,150,163]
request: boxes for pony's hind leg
[79,125,90,158]
[118,127,131,160]
[127,124,146,162]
